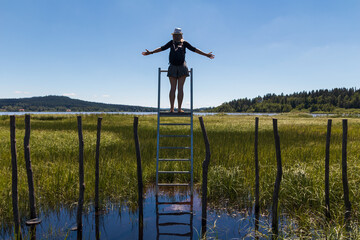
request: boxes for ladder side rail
[190,194,194,240]
[190,68,194,194]
[156,67,161,194]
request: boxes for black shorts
[167,63,190,78]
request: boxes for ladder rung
[158,212,192,216]
[159,158,191,162]
[158,183,190,187]
[160,147,191,150]
[160,135,191,138]
[160,123,191,126]
[158,171,190,174]
[159,232,192,237]
[157,201,192,205]
[158,222,191,226]
[159,112,191,117]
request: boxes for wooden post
[24,115,40,226]
[199,117,211,238]
[77,116,85,239]
[342,119,351,224]
[254,117,260,235]
[325,119,332,220]
[95,117,102,213]
[272,119,282,238]
[10,115,21,239]
[133,117,143,240]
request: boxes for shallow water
[1,187,275,240]
[0,111,278,116]
[0,111,341,117]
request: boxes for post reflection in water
[156,190,194,239]
[95,212,100,240]
[139,196,144,240]
[255,208,260,240]
[30,225,36,240]
[77,225,82,240]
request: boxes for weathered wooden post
[10,115,21,239]
[133,117,143,240]
[325,119,332,220]
[272,119,282,238]
[95,117,102,213]
[342,119,351,224]
[24,115,41,226]
[199,117,211,238]
[76,116,85,239]
[254,117,260,236]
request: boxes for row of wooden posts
[10,115,103,240]
[255,118,352,238]
[11,115,42,240]
[9,115,352,239]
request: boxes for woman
[142,28,214,113]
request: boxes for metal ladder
[156,67,194,194]
[155,67,194,239]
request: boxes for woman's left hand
[207,52,215,59]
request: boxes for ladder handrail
[190,68,194,194]
[156,68,161,194]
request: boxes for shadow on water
[1,187,280,240]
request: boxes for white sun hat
[172,28,183,35]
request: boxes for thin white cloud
[14,91,30,95]
[62,93,76,97]
[102,94,110,98]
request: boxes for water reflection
[30,225,36,240]
[255,207,260,240]
[95,212,100,240]
[156,192,194,239]
[139,196,143,240]
[1,187,276,239]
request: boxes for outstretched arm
[142,48,162,56]
[195,49,215,59]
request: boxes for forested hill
[0,96,156,112]
[211,88,360,113]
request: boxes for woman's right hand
[142,49,151,56]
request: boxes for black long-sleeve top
[161,40,197,65]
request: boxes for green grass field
[1,113,360,238]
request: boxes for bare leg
[169,77,177,112]
[177,76,186,112]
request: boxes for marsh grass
[1,114,360,238]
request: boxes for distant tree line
[0,95,156,112]
[211,88,360,113]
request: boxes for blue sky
[1,0,360,108]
